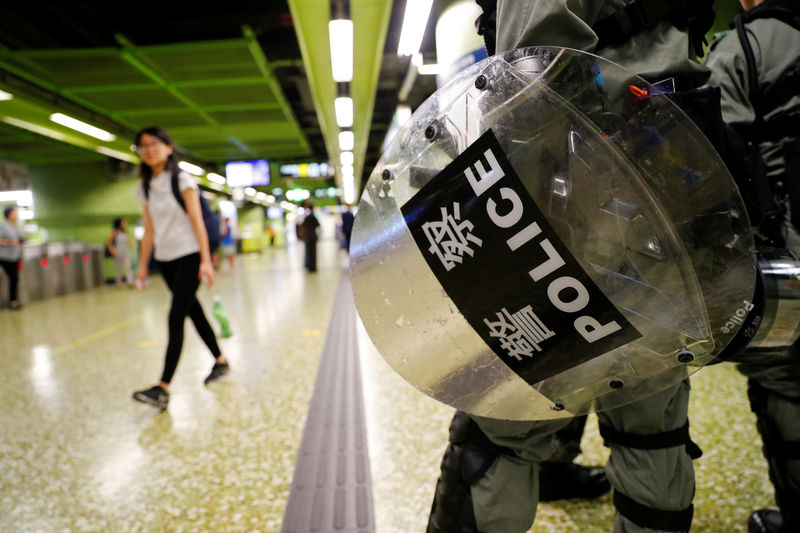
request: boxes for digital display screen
[225,159,270,188]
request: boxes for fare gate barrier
[61,243,79,295]
[42,242,66,299]
[21,244,44,302]
[73,244,96,291]
[89,245,104,287]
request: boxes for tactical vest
[732,0,800,245]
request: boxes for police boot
[427,411,509,533]
[538,461,611,502]
[748,510,785,533]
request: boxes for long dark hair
[113,217,125,231]
[135,126,178,193]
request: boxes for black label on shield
[401,129,642,385]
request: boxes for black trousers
[159,253,221,383]
[0,260,19,303]
[304,238,317,272]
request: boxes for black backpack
[144,169,221,248]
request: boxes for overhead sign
[280,162,331,178]
[226,159,270,188]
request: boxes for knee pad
[599,421,701,531]
[427,411,512,533]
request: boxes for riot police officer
[427,1,719,532]
[706,1,800,531]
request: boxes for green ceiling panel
[79,89,186,111]
[140,49,258,82]
[222,122,299,141]
[128,112,210,129]
[0,29,312,167]
[208,108,289,124]
[14,55,152,86]
[179,84,278,107]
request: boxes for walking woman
[132,126,229,409]
[0,206,22,310]
[107,217,133,288]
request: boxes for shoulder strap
[593,0,715,57]
[171,169,187,212]
[734,5,800,137]
[734,14,763,119]
[740,0,800,32]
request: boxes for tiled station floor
[0,239,775,532]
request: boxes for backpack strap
[170,169,187,212]
[734,14,764,123]
[734,4,800,141]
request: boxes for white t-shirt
[136,170,200,262]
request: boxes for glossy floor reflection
[1,238,777,532]
[360,322,776,533]
[1,241,344,532]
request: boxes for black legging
[159,253,221,383]
[0,260,19,303]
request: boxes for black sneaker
[538,461,611,502]
[132,385,169,409]
[204,362,230,385]
[749,510,785,533]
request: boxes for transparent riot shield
[350,47,756,421]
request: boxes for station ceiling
[0,1,438,196]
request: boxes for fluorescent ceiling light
[266,195,276,203]
[342,164,354,177]
[49,113,116,142]
[0,190,33,206]
[397,0,434,56]
[178,161,205,176]
[0,90,12,101]
[256,192,268,201]
[244,187,257,196]
[396,105,412,127]
[207,172,226,184]
[3,117,65,141]
[412,54,440,75]
[335,97,353,128]
[343,174,356,204]
[96,146,137,162]
[340,151,354,166]
[339,130,354,151]
[329,19,353,82]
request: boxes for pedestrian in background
[220,216,235,269]
[300,201,319,272]
[0,205,22,310]
[107,217,134,288]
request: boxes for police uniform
[427,1,717,532]
[706,2,800,531]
